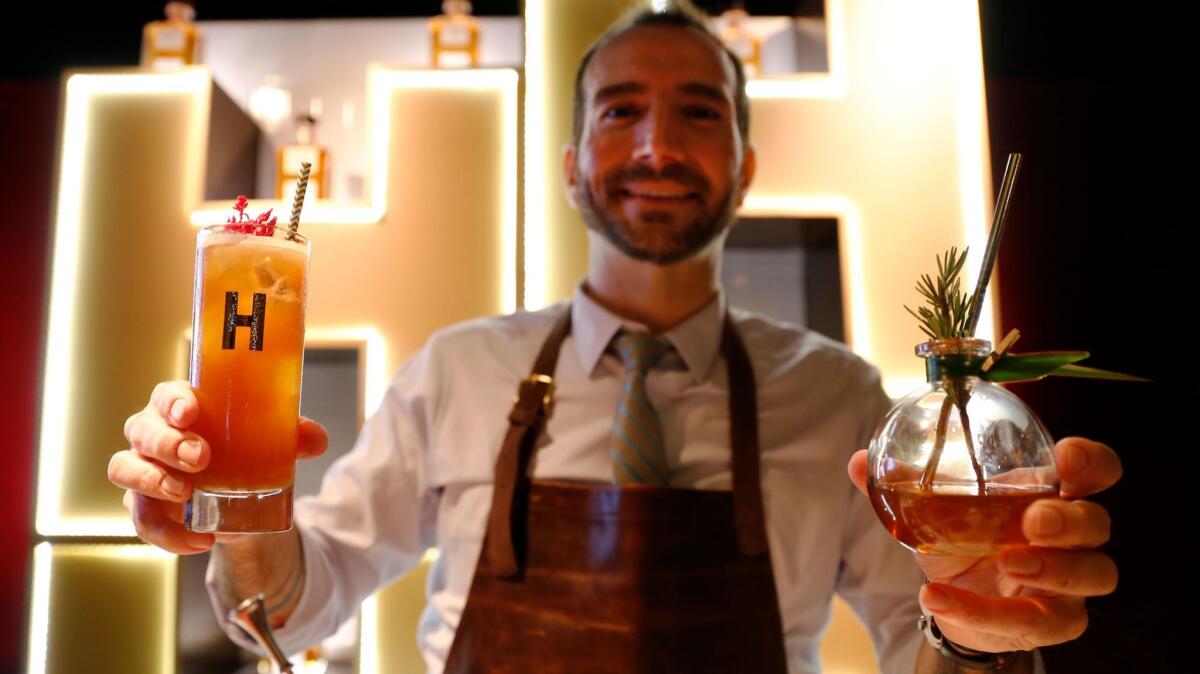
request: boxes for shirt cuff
[203,521,335,657]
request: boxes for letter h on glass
[222,291,267,351]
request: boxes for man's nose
[631,105,685,168]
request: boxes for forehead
[582,24,737,101]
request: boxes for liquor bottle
[716,7,762,78]
[429,0,480,69]
[276,114,329,202]
[141,1,200,70]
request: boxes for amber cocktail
[869,480,1059,556]
[187,223,309,533]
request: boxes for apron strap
[486,307,572,578]
[486,304,768,578]
[721,316,769,556]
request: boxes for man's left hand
[847,436,1121,654]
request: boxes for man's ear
[735,143,756,207]
[562,143,579,209]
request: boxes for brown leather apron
[443,307,788,673]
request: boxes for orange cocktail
[187,222,309,533]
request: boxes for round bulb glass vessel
[867,338,1060,556]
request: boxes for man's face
[565,24,755,265]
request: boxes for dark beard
[577,162,739,266]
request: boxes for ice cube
[254,258,279,288]
[275,278,297,301]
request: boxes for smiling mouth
[617,187,701,202]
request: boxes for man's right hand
[110,380,330,555]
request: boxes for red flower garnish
[225,195,278,235]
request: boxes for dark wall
[0,81,56,674]
[983,4,1183,672]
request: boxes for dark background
[0,2,1184,672]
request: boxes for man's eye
[685,105,721,121]
[602,105,637,120]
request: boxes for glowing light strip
[368,64,394,228]
[156,545,181,674]
[27,544,177,674]
[359,548,439,673]
[740,194,871,360]
[745,0,848,100]
[358,595,379,674]
[498,70,519,314]
[524,0,548,309]
[951,0,996,344]
[41,518,136,538]
[26,543,50,674]
[37,69,210,538]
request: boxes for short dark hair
[570,0,750,149]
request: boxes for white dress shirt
[210,285,936,673]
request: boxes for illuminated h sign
[32,65,518,673]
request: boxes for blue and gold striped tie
[610,331,673,485]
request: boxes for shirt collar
[571,283,726,382]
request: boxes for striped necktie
[610,331,673,485]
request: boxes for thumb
[297,416,329,460]
[847,449,869,497]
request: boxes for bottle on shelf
[276,113,329,203]
[429,0,481,69]
[716,6,762,79]
[141,1,201,70]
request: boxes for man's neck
[583,233,722,333]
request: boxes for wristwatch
[918,613,1018,671]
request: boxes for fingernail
[1063,442,1087,474]
[179,440,202,468]
[162,475,185,498]
[922,585,950,612]
[170,399,186,423]
[1000,550,1043,575]
[1033,505,1064,537]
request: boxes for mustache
[603,162,710,194]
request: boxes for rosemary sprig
[903,246,985,493]
[903,247,973,340]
